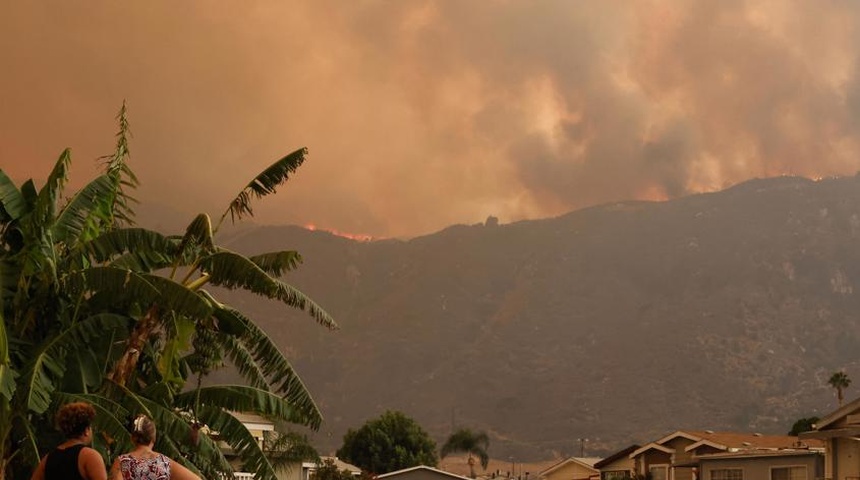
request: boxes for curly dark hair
[56,402,96,439]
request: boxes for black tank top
[44,444,86,480]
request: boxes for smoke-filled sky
[3,1,860,238]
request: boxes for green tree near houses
[0,104,337,480]
[440,428,490,479]
[829,371,852,406]
[336,410,438,475]
[788,416,819,436]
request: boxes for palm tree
[440,428,490,479]
[0,105,336,480]
[829,371,852,406]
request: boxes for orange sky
[2,1,860,238]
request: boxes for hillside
[209,175,860,461]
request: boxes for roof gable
[814,396,860,430]
[630,443,674,458]
[378,466,472,480]
[594,445,639,469]
[539,457,600,477]
[655,431,704,445]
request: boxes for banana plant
[0,105,337,480]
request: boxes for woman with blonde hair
[31,401,108,480]
[109,415,200,480]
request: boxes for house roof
[538,457,601,477]
[813,395,860,430]
[378,466,472,480]
[693,448,825,461]
[630,430,822,458]
[594,445,639,469]
[314,456,362,474]
[682,433,822,452]
[629,443,674,458]
[227,411,275,431]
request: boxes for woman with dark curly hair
[109,414,200,480]
[30,401,108,480]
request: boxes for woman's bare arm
[169,458,202,480]
[30,455,47,480]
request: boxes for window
[771,466,807,480]
[710,469,743,480]
[649,465,668,480]
[603,472,629,480]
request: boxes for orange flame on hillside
[304,224,375,242]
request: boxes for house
[594,445,639,480]
[215,413,361,480]
[538,457,601,480]
[800,395,860,480]
[694,449,823,480]
[300,457,363,480]
[377,465,472,480]
[629,430,823,480]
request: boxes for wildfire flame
[304,224,375,242]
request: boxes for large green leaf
[19,313,128,413]
[52,174,116,245]
[249,251,303,277]
[63,267,213,320]
[33,149,71,227]
[195,405,280,480]
[215,334,269,390]
[0,170,26,221]
[219,148,307,228]
[175,385,318,426]
[201,250,337,330]
[0,310,17,402]
[210,306,322,429]
[157,314,196,387]
[82,228,176,271]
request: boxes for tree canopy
[440,428,490,479]
[336,410,438,474]
[788,416,819,436]
[828,371,851,406]
[0,104,336,480]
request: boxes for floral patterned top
[117,452,171,480]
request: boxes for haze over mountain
[193,175,860,461]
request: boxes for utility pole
[578,438,587,457]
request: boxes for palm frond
[218,148,307,229]
[249,251,303,277]
[63,266,159,303]
[0,311,17,401]
[82,228,176,271]
[210,306,323,429]
[63,267,213,320]
[33,149,72,227]
[214,333,269,390]
[201,250,337,330]
[52,174,116,245]
[19,313,128,413]
[14,412,41,471]
[196,405,280,480]
[140,274,213,320]
[0,170,26,221]
[175,385,318,426]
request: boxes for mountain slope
[214,175,860,460]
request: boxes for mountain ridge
[207,174,860,461]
